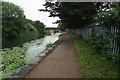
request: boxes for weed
[70,33,118,78]
[45,52,49,55]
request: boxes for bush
[33,21,45,38]
[90,3,120,63]
[2,1,26,39]
[89,34,118,63]
[24,24,38,32]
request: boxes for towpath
[26,33,83,78]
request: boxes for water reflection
[25,33,61,63]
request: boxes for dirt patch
[25,33,83,78]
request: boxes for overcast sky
[3,0,60,27]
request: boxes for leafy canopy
[33,20,45,37]
[39,2,102,29]
[2,1,26,39]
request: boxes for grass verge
[70,33,118,78]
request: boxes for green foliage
[2,2,46,49]
[46,43,52,48]
[33,21,45,30]
[2,30,40,48]
[45,52,49,55]
[2,1,26,39]
[95,3,120,26]
[88,31,119,63]
[40,2,100,29]
[58,23,65,30]
[44,28,49,35]
[1,47,26,78]
[90,2,120,63]
[89,34,113,59]
[24,24,38,32]
[71,33,118,78]
[21,31,39,41]
[2,23,40,48]
[113,33,120,47]
[95,9,119,25]
[33,21,45,37]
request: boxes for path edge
[4,33,64,80]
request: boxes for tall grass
[70,33,118,78]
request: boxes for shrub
[2,1,26,39]
[24,24,38,32]
[33,21,45,38]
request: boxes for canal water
[0,33,62,78]
[25,33,62,63]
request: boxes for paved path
[26,33,83,78]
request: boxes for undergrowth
[70,33,118,78]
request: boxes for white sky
[3,0,60,27]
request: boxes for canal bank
[1,33,64,79]
[26,33,83,78]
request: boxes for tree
[33,20,45,37]
[39,2,103,29]
[58,23,65,30]
[2,1,26,39]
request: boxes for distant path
[26,33,83,78]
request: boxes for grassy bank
[70,33,118,78]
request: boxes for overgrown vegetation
[40,2,119,63]
[40,2,120,64]
[1,33,62,78]
[95,3,120,25]
[2,1,26,39]
[71,33,118,78]
[1,1,49,78]
[1,47,26,78]
[2,1,48,48]
[89,3,120,63]
[33,21,46,38]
